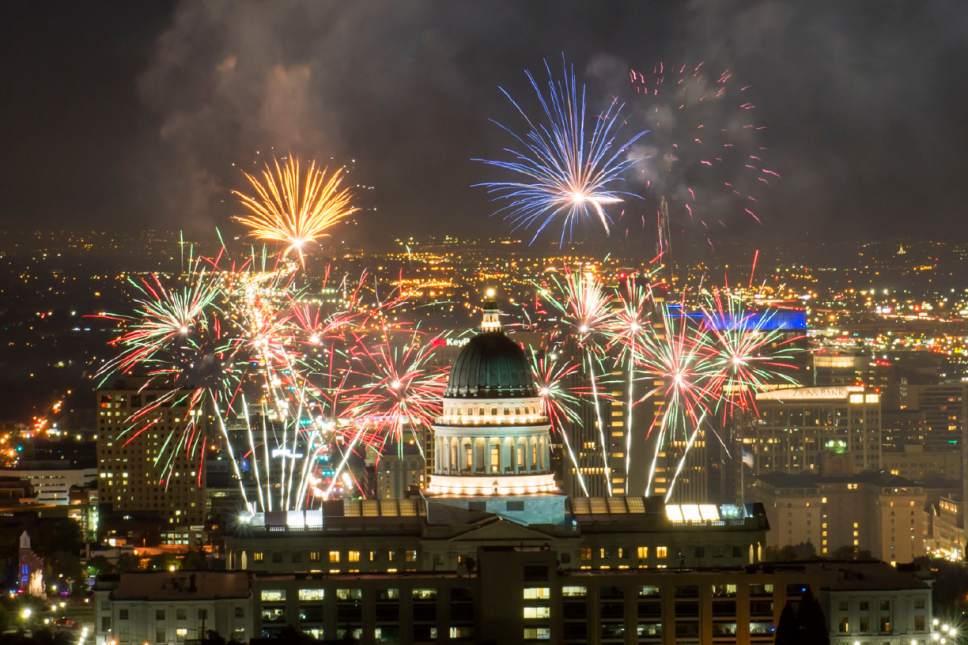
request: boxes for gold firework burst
[233,156,358,261]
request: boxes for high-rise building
[744,386,881,477]
[96,378,206,526]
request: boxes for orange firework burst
[233,155,358,261]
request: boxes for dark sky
[1,1,966,248]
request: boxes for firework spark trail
[665,409,707,502]
[541,270,617,495]
[233,156,358,263]
[529,348,589,497]
[475,56,646,244]
[629,61,776,252]
[605,278,654,480]
[638,296,718,497]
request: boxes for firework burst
[475,56,646,244]
[94,261,249,486]
[701,289,803,419]
[629,61,777,252]
[342,328,448,459]
[528,347,589,496]
[233,156,358,262]
[637,298,718,500]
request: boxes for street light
[20,607,32,620]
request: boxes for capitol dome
[425,300,559,502]
[445,332,536,399]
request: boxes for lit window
[630,584,659,603]
[260,590,285,602]
[348,550,361,563]
[523,627,551,640]
[308,551,320,562]
[335,588,362,600]
[328,551,340,563]
[656,546,668,559]
[412,588,437,600]
[523,606,551,619]
[561,586,586,597]
[523,587,550,600]
[298,589,325,601]
[252,552,264,562]
[637,545,649,559]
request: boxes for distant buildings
[0,463,95,505]
[751,472,928,563]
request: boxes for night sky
[1,1,966,246]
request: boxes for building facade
[752,472,929,563]
[746,386,882,476]
[96,378,206,526]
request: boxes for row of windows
[251,549,419,565]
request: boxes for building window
[637,545,649,559]
[405,549,418,562]
[119,609,128,620]
[639,585,660,598]
[234,606,244,618]
[579,548,592,562]
[252,551,264,562]
[329,550,340,563]
[299,588,326,601]
[335,588,362,600]
[523,627,551,640]
[308,551,321,562]
[838,618,849,634]
[656,546,668,559]
[561,586,586,597]
[412,588,437,600]
[176,609,187,620]
[155,609,165,620]
[260,590,286,602]
[523,587,551,600]
[523,606,551,619]
[156,629,166,643]
[348,550,361,563]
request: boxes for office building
[0,463,95,505]
[752,472,928,563]
[745,386,881,476]
[96,378,206,526]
